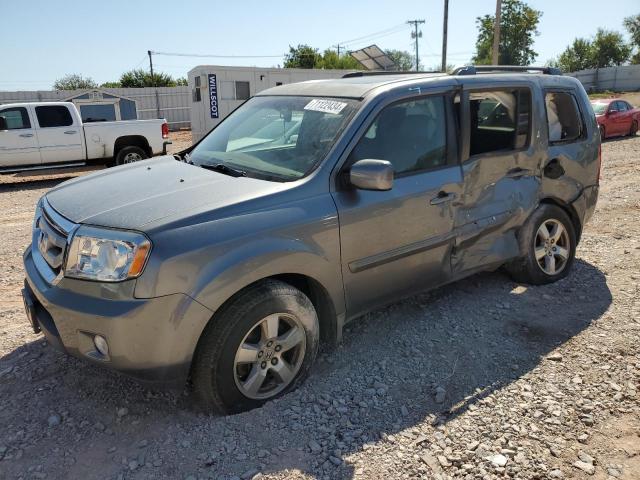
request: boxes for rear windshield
[189,96,359,182]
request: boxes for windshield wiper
[192,162,247,178]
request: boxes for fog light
[94,335,109,356]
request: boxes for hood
[45,156,286,231]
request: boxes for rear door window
[545,92,583,144]
[467,89,531,156]
[35,105,73,128]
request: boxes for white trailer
[188,65,354,142]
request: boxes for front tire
[191,280,319,414]
[630,120,638,137]
[599,125,606,141]
[507,205,577,285]
[114,146,147,166]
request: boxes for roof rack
[341,71,440,78]
[452,65,562,76]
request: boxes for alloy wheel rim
[534,218,570,275]
[233,313,306,400]
[123,152,142,163]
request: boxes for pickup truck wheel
[191,279,319,414]
[506,205,577,285]
[115,146,147,165]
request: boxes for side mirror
[349,159,394,191]
[0,117,7,131]
[608,109,617,115]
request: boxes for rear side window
[35,105,73,128]
[0,107,31,130]
[545,92,583,144]
[349,96,448,175]
[468,89,531,156]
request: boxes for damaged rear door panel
[451,79,545,276]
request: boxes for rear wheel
[191,280,319,414]
[115,146,147,166]
[506,204,577,285]
[599,125,606,141]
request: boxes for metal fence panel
[567,65,640,93]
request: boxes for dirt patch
[0,135,638,479]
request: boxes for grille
[35,203,73,273]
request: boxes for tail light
[161,123,169,139]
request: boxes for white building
[188,65,354,142]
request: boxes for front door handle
[64,130,77,135]
[19,133,34,138]
[430,191,456,205]
[506,167,531,178]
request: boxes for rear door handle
[506,167,531,178]
[19,133,34,138]
[64,130,77,135]
[430,191,456,205]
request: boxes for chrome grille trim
[32,198,78,284]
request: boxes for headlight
[65,226,151,282]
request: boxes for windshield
[591,102,608,115]
[189,96,359,181]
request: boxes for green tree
[100,81,121,88]
[175,77,188,86]
[53,74,97,90]
[623,14,640,64]
[317,49,363,69]
[119,69,179,87]
[473,0,542,66]
[556,38,594,73]
[284,45,321,69]
[386,49,415,71]
[590,29,632,68]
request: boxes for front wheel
[506,205,577,285]
[599,125,606,141]
[191,280,319,414]
[630,120,638,137]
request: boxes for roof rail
[341,71,439,78]
[451,65,562,76]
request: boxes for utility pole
[491,0,502,65]
[407,19,425,71]
[148,50,160,119]
[332,44,345,57]
[441,0,449,72]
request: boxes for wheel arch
[114,135,152,158]
[539,197,582,243]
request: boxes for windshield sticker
[304,99,347,115]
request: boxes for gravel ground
[0,135,638,480]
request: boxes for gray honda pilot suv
[23,66,600,413]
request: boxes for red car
[591,99,640,139]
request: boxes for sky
[1,0,638,91]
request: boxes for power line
[338,23,409,47]
[151,51,283,59]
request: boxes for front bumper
[23,246,212,385]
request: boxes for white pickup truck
[0,102,171,172]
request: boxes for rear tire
[506,205,577,285]
[114,146,147,166]
[191,279,319,414]
[599,125,606,141]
